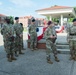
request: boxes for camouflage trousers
[46,40,57,57]
[21,37,24,49]
[69,40,76,55]
[4,39,15,54]
[30,33,37,49]
[14,36,22,51]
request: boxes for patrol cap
[47,21,53,25]
[20,23,23,26]
[20,23,23,25]
[32,19,35,22]
[72,18,76,22]
[15,17,19,20]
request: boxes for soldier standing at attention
[44,21,60,64]
[20,23,26,50]
[1,17,16,62]
[14,17,24,57]
[67,18,76,60]
[28,19,37,51]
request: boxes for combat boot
[22,48,26,50]
[74,54,76,61]
[69,55,75,60]
[11,53,17,60]
[57,51,61,54]
[7,54,12,62]
[74,57,76,61]
[47,56,53,64]
[31,48,34,51]
[19,50,24,54]
[69,56,73,60]
[73,54,76,60]
[15,51,18,57]
[54,55,60,62]
[34,48,38,50]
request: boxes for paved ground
[0,32,76,75]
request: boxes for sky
[0,0,76,18]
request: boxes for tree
[9,16,14,24]
[74,7,76,18]
[46,16,50,21]
[68,18,74,22]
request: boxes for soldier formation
[1,17,25,62]
[1,17,76,64]
[28,18,76,64]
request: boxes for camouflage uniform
[21,25,24,50]
[1,23,7,50]
[28,24,37,50]
[67,25,76,60]
[44,27,57,56]
[1,22,16,62]
[14,23,24,55]
[20,23,25,50]
[44,21,59,64]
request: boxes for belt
[70,34,76,35]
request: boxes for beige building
[19,16,32,27]
[19,16,44,27]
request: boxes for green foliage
[73,7,76,18]
[74,7,76,14]
[46,16,50,21]
[52,18,59,23]
[46,16,59,23]
[68,18,74,22]
[9,16,14,24]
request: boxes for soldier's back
[69,25,76,40]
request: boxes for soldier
[51,23,57,43]
[1,17,16,62]
[14,17,24,57]
[28,19,37,51]
[67,18,76,60]
[20,23,26,50]
[44,21,60,64]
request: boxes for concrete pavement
[0,33,76,75]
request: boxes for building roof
[0,14,6,17]
[19,16,44,20]
[36,5,72,11]
[19,16,32,19]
